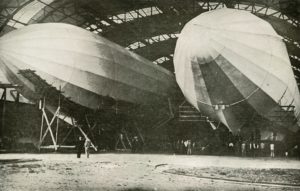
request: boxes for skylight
[197,2,227,10]
[234,3,299,27]
[85,23,103,34]
[126,41,146,50]
[197,1,299,27]
[7,0,55,28]
[108,6,163,24]
[291,55,300,62]
[126,33,179,50]
[153,56,170,65]
[283,36,300,49]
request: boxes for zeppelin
[0,23,177,109]
[174,8,300,133]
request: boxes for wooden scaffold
[38,95,98,151]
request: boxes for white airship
[174,8,300,134]
[0,23,177,111]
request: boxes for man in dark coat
[77,136,84,158]
[131,136,139,153]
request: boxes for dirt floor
[0,153,300,191]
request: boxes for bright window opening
[153,56,170,65]
[85,22,103,34]
[108,6,163,24]
[126,42,146,50]
[7,0,55,28]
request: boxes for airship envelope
[174,8,300,133]
[0,23,176,109]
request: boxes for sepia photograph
[0,0,300,190]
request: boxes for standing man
[183,140,188,154]
[270,142,275,158]
[241,142,246,157]
[260,142,265,157]
[187,140,192,155]
[85,138,92,158]
[228,142,234,155]
[131,136,138,153]
[76,136,84,158]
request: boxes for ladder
[178,101,208,122]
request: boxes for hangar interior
[0,0,300,156]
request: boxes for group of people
[76,136,91,158]
[76,135,300,159]
[174,140,194,155]
[76,135,143,157]
[173,138,287,158]
[239,141,275,157]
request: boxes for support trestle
[38,96,98,152]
